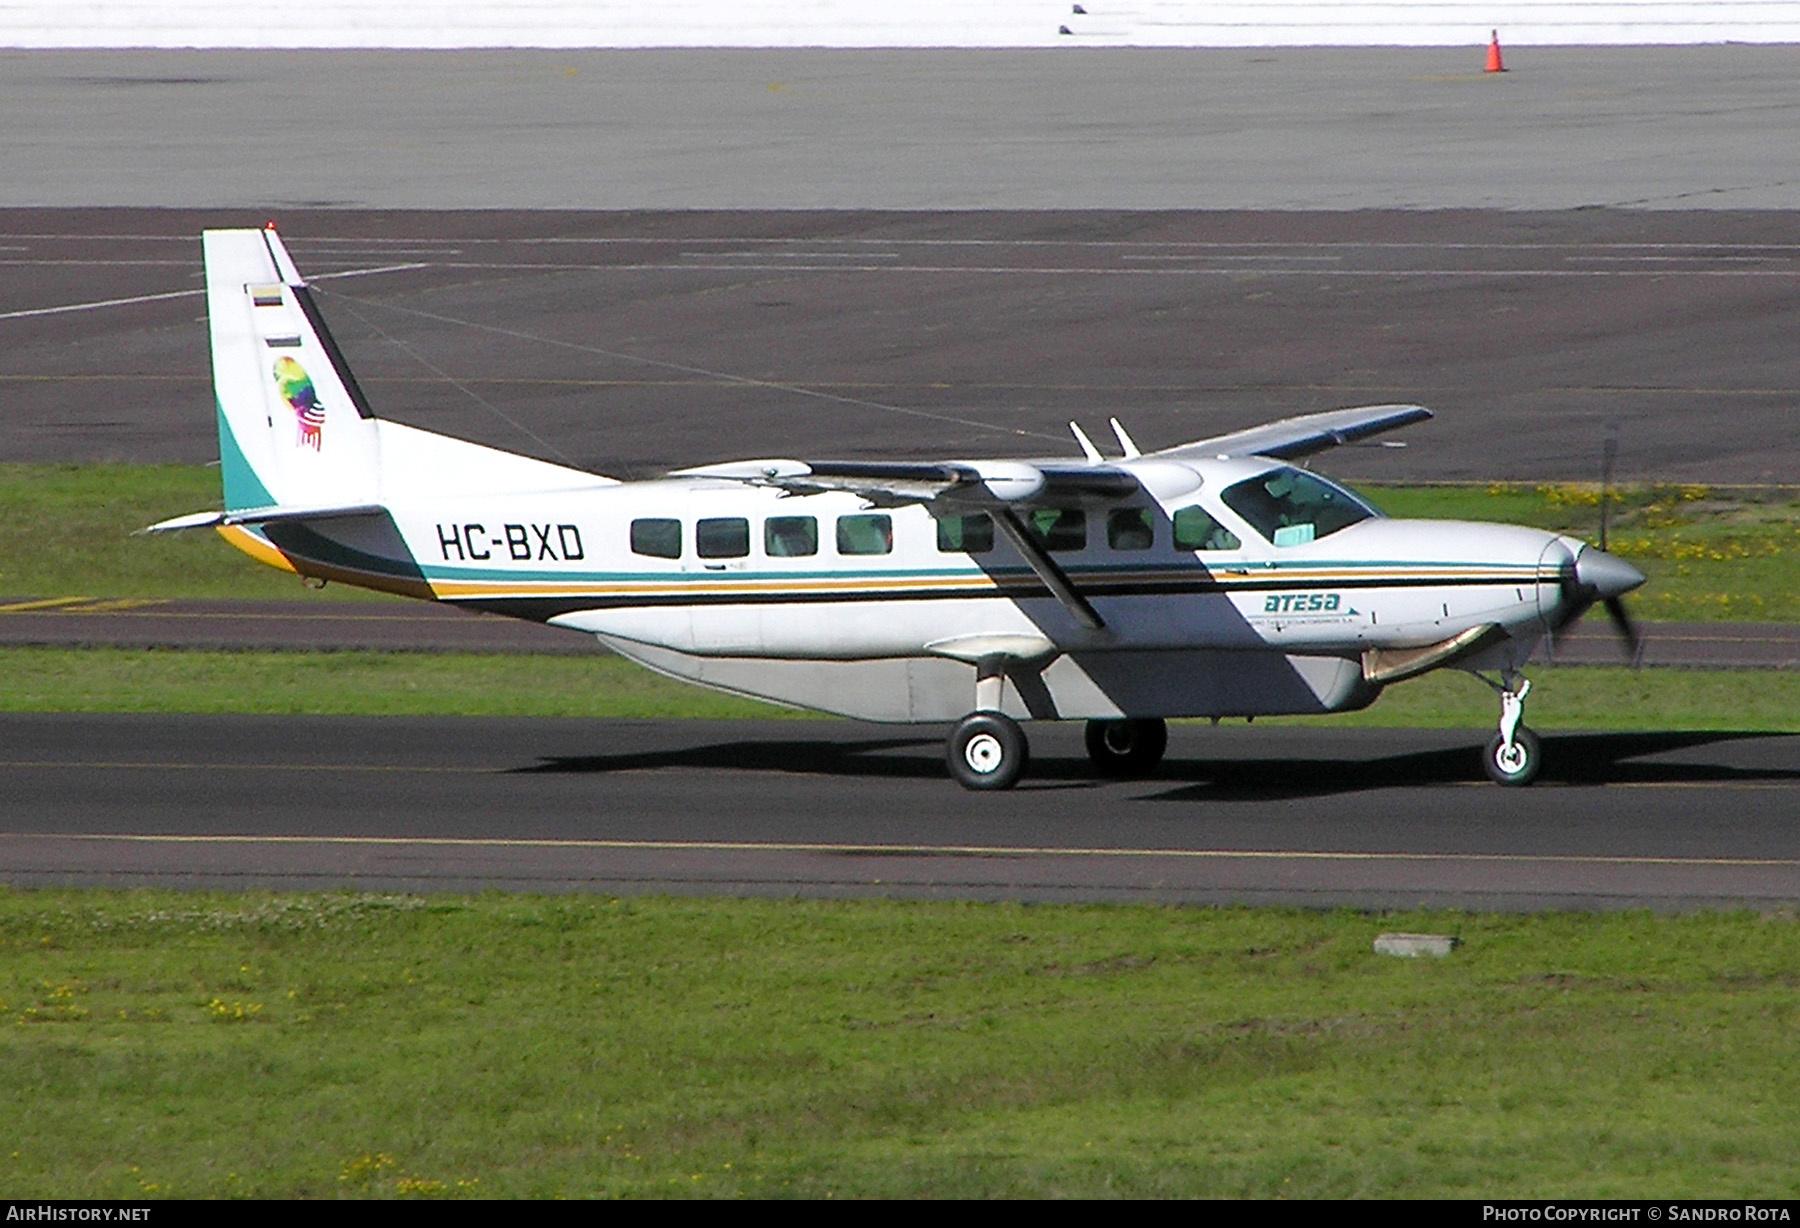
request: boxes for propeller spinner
[1553,543,1647,664]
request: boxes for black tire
[947,713,1029,791]
[1483,726,1541,787]
[1084,718,1169,778]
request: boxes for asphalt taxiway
[5,208,1800,483]
[2,714,1796,909]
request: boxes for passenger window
[1107,508,1154,551]
[630,517,682,559]
[1172,505,1242,552]
[695,517,749,559]
[765,516,818,558]
[936,513,994,554]
[1028,508,1086,552]
[836,514,893,556]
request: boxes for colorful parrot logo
[273,356,325,450]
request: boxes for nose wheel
[1480,674,1540,786]
[1484,726,1541,786]
[947,712,1029,791]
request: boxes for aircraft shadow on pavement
[1142,730,1800,802]
[516,736,953,780]
[515,729,1796,796]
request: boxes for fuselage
[229,453,1609,721]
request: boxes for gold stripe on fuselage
[426,563,1550,603]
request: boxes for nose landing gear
[1480,674,1540,786]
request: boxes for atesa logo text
[1263,592,1342,614]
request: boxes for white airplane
[152,227,1646,790]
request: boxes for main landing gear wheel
[1084,718,1169,778]
[1483,726,1541,787]
[947,713,1029,791]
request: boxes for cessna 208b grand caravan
[151,228,1646,790]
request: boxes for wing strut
[991,510,1106,631]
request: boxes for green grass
[7,465,1800,619]
[0,647,798,719]
[0,464,389,601]
[2,892,1798,1198]
[3,646,1799,729]
[1369,481,1800,622]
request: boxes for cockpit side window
[1220,468,1375,546]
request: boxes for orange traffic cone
[1485,29,1506,73]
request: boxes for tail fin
[204,227,381,513]
[157,229,617,595]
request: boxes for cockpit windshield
[1220,467,1378,547]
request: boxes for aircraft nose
[1574,547,1646,599]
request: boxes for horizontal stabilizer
[141,510,228,535]
[144,502,387,534]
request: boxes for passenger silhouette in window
[936,513,994,554]
[1107,508,1154,551]
[765,516,818,557]
[837,514,893,556]
[1172,505,1242,552]
[1221,468,1374,546]
[1029,508,1086,552]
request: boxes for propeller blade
[1603,595,1644,667]
[1599,426,1618,554]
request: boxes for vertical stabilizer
[204,228,381,513]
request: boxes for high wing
[676,404,1432,506]
[1154,403,1433,461]
[671,457,1139,508]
